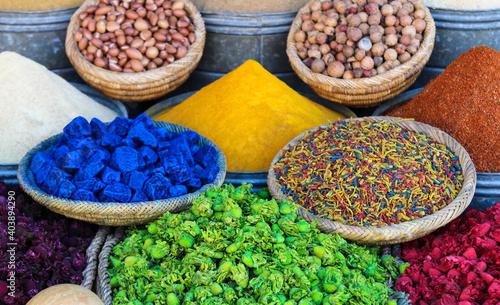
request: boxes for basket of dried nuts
[65,0,205,102]
[287,0,435,107]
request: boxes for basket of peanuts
[286,0,435,107]
[65,0,205,102]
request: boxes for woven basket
[81,226,111,290]
[17,121,227,226]
[65,0,206,102]
[268,116,476,245]
[286,0,436,107]
[96,227,409,304]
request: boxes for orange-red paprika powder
[386,46,500,173]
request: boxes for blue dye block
[41,167,73,195]
[67,138,96,153]
[57,179,77,198]
[194,146,218,168]
[108,117,132,137]
[102,182,132,202]
[190,145,199,157]
[87,148,111,165]
[63,116,92,139]
[72,189,98,201]
[111,138,137,152]
[36,163,53,186]
[55,133,69,147]
[143,173,172,201]
[132,113,155,130]
[168,184,188,198]
[157,141,170,152]
[82,177,106,193]
[30,152,51,174]
[199,163,219,184]
[183,178,202,190]
[127,170,147,192]
[90,118,108,140]
[184,130,200,145]
[61,150,84,174]
[152,166,166,176]
[98,192,116,203]
[154,127,171,142]
[109,146,139,173]
[126,122,158,148]
[50,145,70,166]
[74,161,105,181]
[192,164,204,178]
[101,132,122,148]
[169,132,182,141]
[74,179,88,189]
[130,191,148,202]
[101,166,121,184]
[137,146,158,167]
[169,135,194,166]
[163,152,193,184]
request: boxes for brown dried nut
[343,70,353,79]
[74,30,83,42]
[126,10,139,19]
[108,47,120,57]
[384,48,398,61]
[90,37,103,48]
[87,19,97,32]
[384,15,397,27]
[397,8,409,18]
[87,45,98,54]
[385,26,397,35]
[95,6,113,15]
[398,51,411,63]
[323,53,335,65]
[154,31,168,41]
[348,14,362,27]
[324,26,335,36]
[311,10,322,22]
[359,23,369,35]
[335,52,346,64]
[410,38,421,47]
[353,48,365,61]
[322,0,333,10]
[129,59,144,72]
[130,38,144,48]
[352,67,363,78]
[308,49,322,59]
[106,21,120,32]
[297,47,308,59]
[399,35,411,46]
[402,2,414,13]
[125,47,143,60]
[94,57,107,68]
[358,37,372,51]
[342,46,355,58]
[302,20,315,32]
[158,19,169,29]
[406,44,418,54]
[145,3,158,11]
[311,59,326,73]
[78,37,89,51]
[134,18,150,31]
[364,2,380,15]
[399,14,412,27]
[334,1,347,14]
[319,44,331,55]
[314,22,325,32]
[385,33,398,47]
[369,31,382,43]
[86,5,98,14]
[391,0,402,13]
[316,32,328,45]
[358,12,368,23]
[336,32,348,44]
[302,12,311,22]
[175,45,187,58]
[86,53,95,62]
[325,17,338,27]
[380,4,394,16]
[371,42,385,57]
[368,14,381,26]
[361,56,374,70]
[173,9,186,18]
[310,0,322,11]
[412,19,426,33]
[402,25,417,38]
[171,32,184,41]
[373,56,383,67]
[327,61,345,78]
[171,1,185,10]
[414,9,426,19]
[96,20,107,34]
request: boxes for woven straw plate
[17,121,226,226]
[65,0,205,102]
[286,0,436,107]
[96,228,410,304]
[268,116,476,245]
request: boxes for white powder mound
[422,0,500,10]
[0,51,120,164]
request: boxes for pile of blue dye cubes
[29,114,220,203]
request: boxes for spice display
[0,52,119,164]
[0,182,97,305]
[189,0,309,13]
[75,0,196,72]
[396,203,500,304]
[30,114,219,202]
[155,60,347,172]
[108,184,406,304]
[0,0,84,11]
[293,0,427,79]
[26,284,104,305]
[421,0,500,9]
[272,119,463,227]
[385,46,500,173]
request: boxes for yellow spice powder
[155,60,347,172]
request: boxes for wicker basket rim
[267,116,477,244]
[286,0,436,87]
[17,121,227,222]
[65,0,206,85]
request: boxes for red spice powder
[386,46,500,173]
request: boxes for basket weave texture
[17,121,227,226]
[268,116,476,245]
[286,0,436,107]
[65,0,206,102]
[81,226,111,290]
[97,228,409,305]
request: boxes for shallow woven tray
[96,227,410,304]
[268,116,476,245]
[65,0,205,102]
[17,121,227,226]
[286,0,436,107]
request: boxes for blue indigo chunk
[36,163,53,186]
[61,150,84,174]
[194,146,218,168]
[199,163,219,184]
[127,171,147,192]
[168,184,188,198]
[169,135,194,166]
[126,122,157,148]
[108,117,132,137]
[154,127,171,142]
[72,189,98,201]
[30,152,51,174]
[133,113,155,130]
[131,191,148,202]
[157,141,170,152]
[102,183,132,202]
[109,146,139,173]
[74,161,105,181]
[163,152,193,184]
[143,173,171,200]
[184,130,200,144]
[50,145,70,165]
[57,179,77,198]
[152,166,166,176]
[81,177,106,193]
[63,116,91,139]
[101,166,121,184]
[183,178,202,191]
[137,146,158,167]
[101,132,122,148]
[90,118,107,140]
[87,148,111,165]
[41,167,73,195]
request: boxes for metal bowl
[145,91,357,189]
[0,82,128,185]
[374,88,500,210]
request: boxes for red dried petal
[463,248,478,260]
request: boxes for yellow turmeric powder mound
[154,60,347,172]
